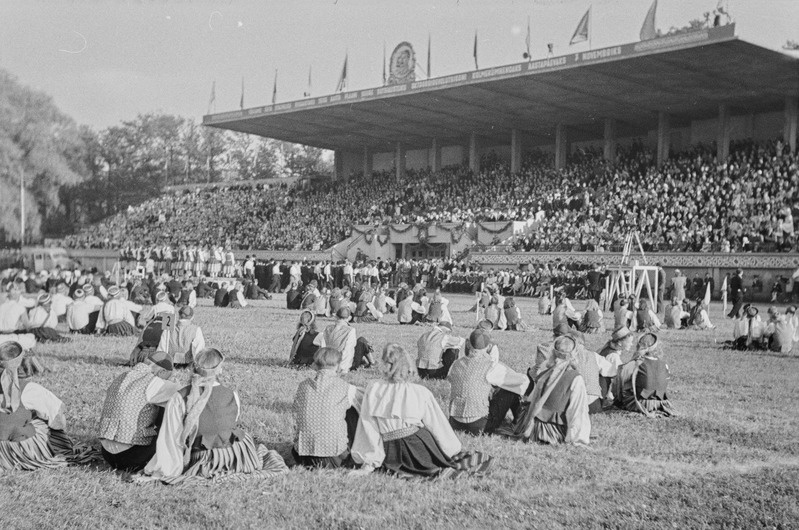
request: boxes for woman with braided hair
[141,347,287,484]
[613,333,675,417]
[350,343,492,478]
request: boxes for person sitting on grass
[613,333,675,417]
[0,341,96,471]
[213,282,229,308]
[350,343,492,478]
[664,297,690,329]
[292,347,363,469]
[98,350,179,472]
[66,288,102,334]
[289,310,320,367]
[762,306,795,354]
[26,293,70,343]
[731,305,764,351]
[508,335,590,445]
[130,291,175,366]
[397,290,426,325]
[157,306,205,368]
[227,281,248,309]
[140,347,288,484]
[313,307,374,371]
[568,329,621,414]
[635,299,661,333]
[690,300,715,330]
[613,298,632,330]
[447,329,529,436]
[579,299,604,334]
[597,327,635,402]
[552,291,580,330]
[503,296,528,331]
[96,286,140,337]
[416,321,464,380]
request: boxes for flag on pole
[473,30,478,69]
[721,276,728,314]
[525,16,531,59]
[336,54,348,92]
[207,80,216,114]
[703,281,712,307]
[305,66,312,97]
[239,77,244,109]
[272,70,278,105]
[427,33,431,77]
[640,0,658,41]
[382,42,386,85]
[569,7,590,45]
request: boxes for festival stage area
[2,294,797,528]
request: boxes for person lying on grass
[139,347,287,484]
[0,341,97,470]
[613,333,675,418]
[350,343,492,478]
[292,347,363,469]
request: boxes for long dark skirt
[102,441,157,472]
[106,321,137,337]
[381,427,492,479]
[31,327,70,343]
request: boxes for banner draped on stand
[476,221,513,234]
[389,224,416,235]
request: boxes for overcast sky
[1,0,796,130]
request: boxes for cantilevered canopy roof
[203,25,799,151]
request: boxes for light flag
[427,33,431,77]
[239,77,244,110]
[640,0,657,41]
[569,7,590,45]
[473,30,478,69]
[272,70,277,105]
[336,54,348,92]
[208,80,216,114]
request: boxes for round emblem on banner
[388,42,416,85]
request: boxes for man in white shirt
[269,261,282,293]
[66,289,102,334]
[416,322,465,380]
[0,283,35,333]
[243,256,255,279]
[313,307,357,372]
[50,283,73,323]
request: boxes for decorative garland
[377,234,390,246]
[389,224,416,235]
[364,232,374,244]
[417,225,429,243]
[476,221,513,234]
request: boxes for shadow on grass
[231,357,305,369]
[37,353,129,368]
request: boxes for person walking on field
[727,268,745,318]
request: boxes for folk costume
[27,294,70,343]
[289,310,320,367]
[613,334,675,417]
[416,322,464,380]
[351,344,492,479]
[0,342,96,470]
[96,286,140,336]
[141,349,288,484]
[98,351,179,471]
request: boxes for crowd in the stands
[62,138,797,253]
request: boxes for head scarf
[180,349,224,466]
[0,344,25,412]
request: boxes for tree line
[0,69,331,246]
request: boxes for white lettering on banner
[471,64,522,80]
[330,95,342,102]
[580,46,622,62]
[528,56,568,71]
[274,103,292,111]
[317,97,328,103]
[376,85,408,95]
[634,30,709,52]
[294,100,315,108]
[411,74,468,90]
[360,89,375,97]
[344,92,358,100]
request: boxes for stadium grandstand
[64,23,798,266]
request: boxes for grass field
[1,294,798,529]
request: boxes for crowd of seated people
[62,139,797,254]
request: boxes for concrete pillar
[555,124,568,169]
[603,118,617,162]
[656,112,670,166]
[395,142,406,181]
[468,132,479,172]
[717,103,731,161]
[785,96,799,154]
[510,129,522,174]
[334,150,343,181]
[362,147,372,177]
[431,138,442,172]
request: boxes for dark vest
[636,309,654,330]
[427,300,443,322]
[213,289,229,307]
[635,358,668,400]
[0,380,35,442]
[178,289,192,306]
[228,288,241,308]
[179,385,238,450]
[534,367,579,426]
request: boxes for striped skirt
[159,431,288,485]
[30,327,71,343]
[381,427,493,479]
[0,420,99,471]
[105,321,138,337]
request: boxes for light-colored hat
[612,327,632,341]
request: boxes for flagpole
[19,166,24,248]
[589,5,593,51]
